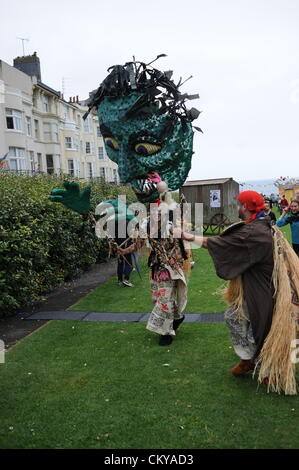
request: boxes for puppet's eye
[104,137,119,151]
[135,142,162,156]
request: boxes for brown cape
[207,217,274,357]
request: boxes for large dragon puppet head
[84,54,201,203]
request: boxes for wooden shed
[180,177,240,232]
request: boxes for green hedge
[0,173,136,316]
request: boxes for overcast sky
[1,0,299,182]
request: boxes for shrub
[0,173,136,316]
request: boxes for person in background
[264,199,277,225]
[116,239,135,287]
[276,199,299,256]
[113,221,136,287]
[279,194,289,214]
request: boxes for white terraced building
[0,53,119,183]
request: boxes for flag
[0,153,8,167]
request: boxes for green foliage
[0,173,136,316]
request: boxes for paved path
[23,260,118,315]
[27,311,225,323]
[3,258,224,349]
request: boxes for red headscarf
[237,190,266,222]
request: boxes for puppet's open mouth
[131,173,162,200]
[133,178,157,196]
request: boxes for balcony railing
[0,169,61,177]
[0,169,120,185]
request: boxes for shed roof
[183,177,235,186]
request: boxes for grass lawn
[0,219,297,449]
[1,320,298,449]
[70,247,227,313]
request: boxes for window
[97,126,101,138]
[8,147,25,171]
[86,141,93,154]
[6,109,22,131]
[68,159,74,176]
[68,159,80,177]
[46,154,54,174]
[63,105,69,120]
[32,92,37,108]
[53,124,58,142]
[65,137,72,149]
[34,120,40,139]
[100,167,106,180]
[37,153,42,172]
[43,95,50,112]
[65,136,78,150]
[83,116,91,133]
[29,151,35,172]
[87,162,95,179]
[43,122,52,141]
[26,116,32,136]
[98,147,104,160]
[43,123,58,142]
[74,160,80,177]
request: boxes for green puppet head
[84,57,201,203]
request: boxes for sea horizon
[237,177,299,196]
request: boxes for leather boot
[159,335,173,346]
[231,359,255,376]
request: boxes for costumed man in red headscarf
[174,190,299,395]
